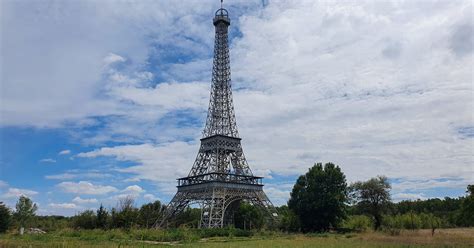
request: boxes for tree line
[280,163,473,233]
[0,163,472,233]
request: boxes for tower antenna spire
[221,0,223,9]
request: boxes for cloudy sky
[0,0,472,216]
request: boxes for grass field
[1,228,473,248]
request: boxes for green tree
[234,202,264,230]
[0,202,12,233]
[174,207,200,228]
[96,204,108,229]
[350,176,391,230]
[458,185,474,227]
[276,205,300,232]
[72,210,96,229]
[110,196,139,229]
[467,185,474,196]
[14,196,38,229]
[288,162,348,232]
[343,215,373,231]
[139,200,163,228]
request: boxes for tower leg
[200,188,226,228]
[251,190,280,225]
[154,192,190,228]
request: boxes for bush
[419,213,441,229]
[277,206,300,232]
[234,202,264,230]
[199,227,231,238]
[0,202,12,233]
[138,201,163,228]
[343,215,373,232]
[72,210,97,229]
[381,215,402,235]
[400,212,422,230]
[381,212,442,231]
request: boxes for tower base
[155,181,278,228]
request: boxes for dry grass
[356,228,474,247]
[0,228,473,248]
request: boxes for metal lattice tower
[155,4,278,229]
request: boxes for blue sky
[1,0,473,216]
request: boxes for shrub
[232,228,253,237]
[343,215,373,232]
[400,212,422,230]
[381,215,402,235]
[109,198,139,229]
[277,206,300,232]
[234,202,264,230]
[96,204,108,229]
[0,202,12,233]
[72,210,97,229]
[138,201,163,228]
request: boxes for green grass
[1,228,473,248]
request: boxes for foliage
[75,211,96,229]
[14,196,38,228]
[30,215,71,231]
[174,207,201,228]
[288,162,348,232]
[342,215,373,232]
[458,185,474,227]
[395,197,462,215]
[390,197,463,227]
[350,176,391,230]
[138,200,163,228]
[276,205,301,232]
[467,185,474,196]
[234,202,264,230]
[0,202,12,233]
[96,204,108,229]
[110,196,139,229]
[382,212,442,233]
[73,210,97,229]
[2,227,474,248]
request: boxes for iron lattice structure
[155,7,278,229]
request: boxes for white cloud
[264,183,294,206]
[58,150,71,155]
[57,181,118,195]
[0,180,8,188]
[45,173,76,180]
[49,203,78,209]
[72,196,98,204]
[108,82,209,109]
[103,53,126,66]
[392,193,428,202]
[1,1,472,202]
[122,185,145,195]
[1,187,38,199]
[77,142,196,183]
[0,0,260,128]
[143,193,159,202]
[45,171,112,180]
[392,178,472,192]
[40,158,56,163]
[124,178,141,183]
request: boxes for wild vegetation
[0,162,473,247]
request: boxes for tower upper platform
[213,8,230,26]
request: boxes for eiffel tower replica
[155,2,278,229]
